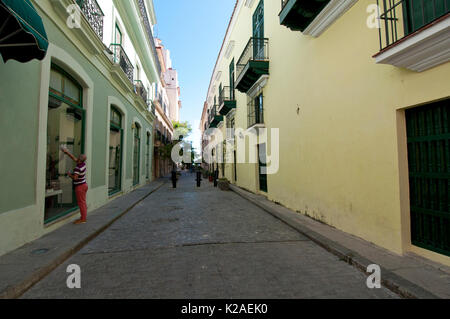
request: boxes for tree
[172,121,192,140]
[160,121,193,169]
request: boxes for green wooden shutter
[253,0,264,59]
[229,59,235,100]
[406,99,450,256]
[404,0,450,34]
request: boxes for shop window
[146,132,151,180]
[133,124,141,186]
[109,107,123,195]
[45,65,85,224]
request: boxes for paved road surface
[22,173,398,298]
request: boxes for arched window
[146,131,151,180]
[45,64,85,224]
[109,107,123,195]
[133,123,141,186]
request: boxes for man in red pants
[62,148,88,224]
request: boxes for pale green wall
[0,13,153,214]
[0,60,40,213]
[43,19,152,187]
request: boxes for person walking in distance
[62,147,88,224]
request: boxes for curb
[0,181,166,299]
[229,184,439,299]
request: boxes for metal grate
[76,0,104,40]
[377,0,449,50]
[136,0,162,77]
[219,86,235,106]
[134,80,148,104]
[247,94,264,128]
[406,99,450,256]
[110,44,134,84]
[236,37,269,81]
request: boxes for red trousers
[75,183,88,220]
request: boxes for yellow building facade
[201,0,450,265]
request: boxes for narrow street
[22,173,398,299]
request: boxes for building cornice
[114,0,160,82]
[35,0,154,124]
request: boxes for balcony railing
[219,86,235,106]
[208,106,217,124]
[208,105,222,127]
[377,0,449,50]
[236,37,269,78]
[76,0,104,40]
[110,44,134,84]
[149,100,156,115]
[136,0,162,77]
[247,98,264,128]
[134,80,148,104]
[218,86,237,116]
[235,37,270,93]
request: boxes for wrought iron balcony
[376,0,449,50]
[279,0,331,32]
[134,80,148,104]
[136,0,162,77]
[247,96,264,128]
[236,38,269,93]
[208,105,223,128]
[218,86,236,116]
[149,100,156,115]
[76,0,104,40]
[109,44,134,84]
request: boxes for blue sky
[153,0,236,154]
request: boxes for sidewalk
[229,184,450,299]
[0,179,166,299]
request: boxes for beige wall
[205,0,450,265]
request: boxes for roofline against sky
[201,0,241,118]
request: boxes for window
[258,143,268,192]
[45,65,85,224]
[136,64,141,81]
[403,0,449,35]
[253,0,264,59]
[109,107,123,195]
[226,114,235,140]
[115,23,122,45]
[133,124,141,186]
[146,132,151,180]
[229,59,235,100]
[248,93,264,128]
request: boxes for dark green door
[229,59,235,100]
[403,0,449,34]
[253,0,264,59]
[406,99,449,256]
[234,150,237,182]
[133,125,141,186]
[258,143,268,193]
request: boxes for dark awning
[0,0,49,63]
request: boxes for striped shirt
[73,162,87,186]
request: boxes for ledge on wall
[373,14,450,72]
[49,0,106,56]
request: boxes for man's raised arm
[61,146,77,163]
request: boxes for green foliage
[172,121,192,140]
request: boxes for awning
[0,0,49,63]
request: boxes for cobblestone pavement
[22,173,398,298]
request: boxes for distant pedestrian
[171,168,177,188]
[62,147,88,224]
